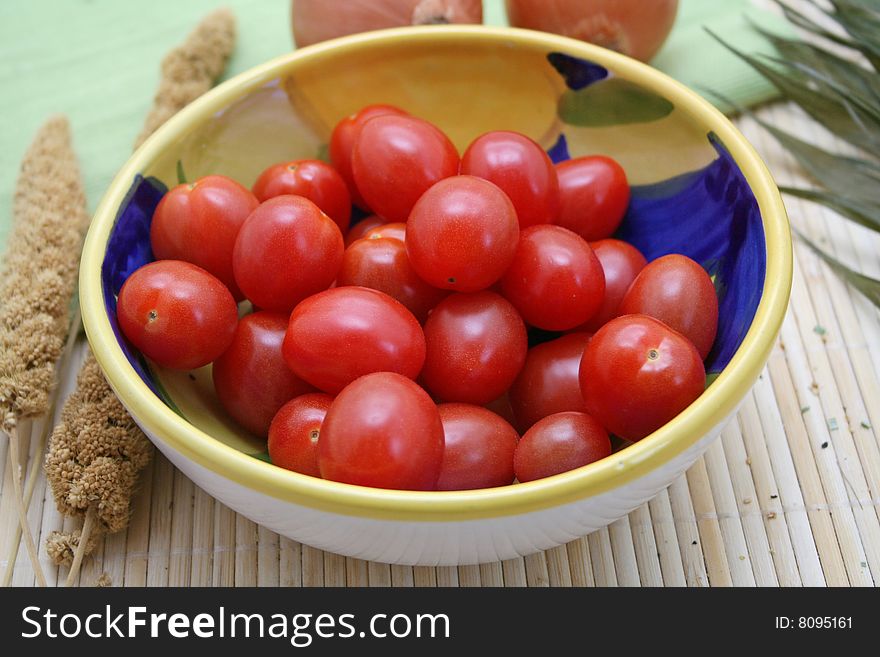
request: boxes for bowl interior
[98,29,766,464]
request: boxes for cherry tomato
[435,403,519,491]
[618,254,719,360]
[319,372,444,490]
[579,314,706,441]
[421,291,527,405]
[360,221,406,243]
[251,159,351,233]
[150,174,258,299]
[555,156,630,241]
[514,412,611,482]
[407,176,519,292]
[329,104,408,209]
[116,260,237,370]
[212,311,315,437]
[460,130,559,228]
[282,286,426,394]
[337,237,448,323]
[344,214,384,247]
[232,195,344,312]
[500,225,605,330]
[268,392,333,478]
[581,238,647,332]
[508,332,591,431]
[351,114,459,222]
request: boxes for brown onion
[292,0,483,48]
[505,0,678,62]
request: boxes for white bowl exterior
[133,407,738,566]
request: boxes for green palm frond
[718,0,880,308]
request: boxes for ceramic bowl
[80,26,791,565]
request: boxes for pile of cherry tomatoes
[116,104,719,491]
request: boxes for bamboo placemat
[1,100,878,587]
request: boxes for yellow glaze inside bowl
[81,26,791,522]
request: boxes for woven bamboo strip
[323,551,346,586]
[36,483,63,587]
[168,470,194,586]
[124,459,154,586]
[258,526,279,587]
[667,476,708,586]
[99,529,127,588]
[367,560,391,586]
[627,504,663,586]
[701,438,760,585]
[587,527,616,586]
[563,537,594,587]
[190,486,214,586]
[777,311,871,585]
[11,422,43,586]
[391,564,415,587]
[607,516,640,586]
[544,545,572,587]
[722,403,793,585]
[458,564,481,587]
[766,333,851,585]
[648,490,687,586]
[746,377,825,586]
[301,544,325,586]
[78,532,105,588]
[279,537,302,587]
[212,501,236,586]
[501,557,528,587]
[0,434,25,581]
[413,566,437,587]
[479,560,504,586]
[0,434,7,509]
[147,455,175,586]
[686,457,734,586]
[234,515,258,586]
[346,558,369,586]
[435,566,459,587]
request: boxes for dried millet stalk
[134,7,236,149]
[0,115,89,431]
[45,7,237,584]
[0,115,90,587]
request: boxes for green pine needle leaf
[797,231,880,308]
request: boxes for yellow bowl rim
[80,25,792,522]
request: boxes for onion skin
[505,0,678,62]
[292,0,483,48]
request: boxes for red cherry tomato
[344,214,384,247]
[508,332,591,431]
[579,314,706,441]
[212,311,315,437]
[360,222,406,243]
[268,392,333,478]
[351,114,459,223]
[618,254,719,360]
[514,412,611,482]
[329,104,408,209]
[421,291,527,405]
[232,196,344,312]
[500,225,605,330]
[407,176,519,292]
[251,159,351,233]
[337,237,448,323]
[319,372,444,490]
[282,286,426,394]
[116,260,237,370]
[581,238,647,332]
[460,130,559,228]
[150,174,258,299]
[555,156,630,241]
[435,403,519,491]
